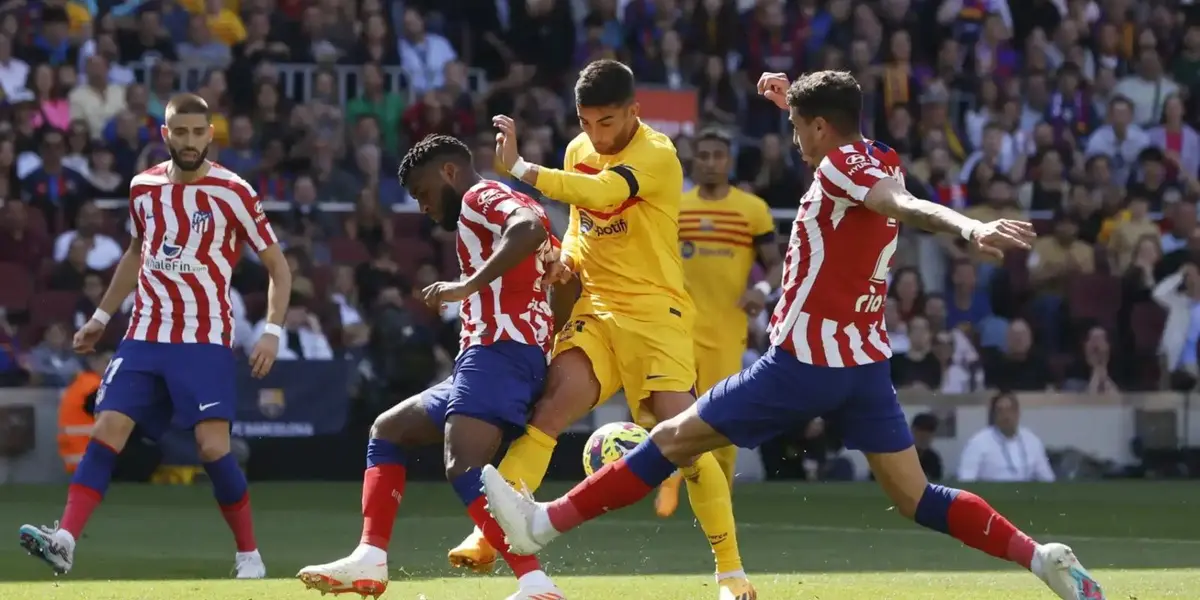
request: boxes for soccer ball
[582,421,649,476]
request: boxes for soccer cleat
[654,472,683,518]
[505,582,567,600]
[447,526,497,574]
[480,465,557,555]
[1035,543,1106,600]
[717,576,757,600]
[297,553,389,598]
[18,522,74,575]
[234,550,267,579]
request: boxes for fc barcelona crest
[258,388,286,419]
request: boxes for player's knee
[91,411,135,452]
[194,428,231,463]
[370,411,401,442]
[648,422,693,466]
[443,454,486,481]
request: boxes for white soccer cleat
[480,465,558,555]
[1035,543,1106,600]
[234,549,267,579]
[18,522,74,575]
[505,571,567,599]
[297,546,389,598]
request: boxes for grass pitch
[1,481,1197,599]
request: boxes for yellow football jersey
[535,123,691,317]
[680,186,775,349]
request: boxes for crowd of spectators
[0,0,1196,407]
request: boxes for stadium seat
[310,264,335,300]
[1031,218,1054,236]
[1092,246,1111,275]
[25,207,49,237]
[100,313,129,348]
[30,291,81,327]
[0,262,33,310]
[392,238,435,270]
[1066,274,1122,330]
[393,213,425,237]
[328,238,372,265]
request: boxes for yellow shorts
[553,297,695,427]
[694,339,746,395]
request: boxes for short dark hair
[785,70,861,134]
[165,93,210,119]
[575,59,636,108]
[911,413,939,433]
[695,127,733,147]
[397,134,472,187]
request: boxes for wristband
[753,280,775,296]
[91,309,111,326]
[960,222,979,241]
[510,157,530,179]
[262,323,283,338]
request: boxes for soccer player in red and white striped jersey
[19,94,292,580]
[298,135,565,600]
[480,71,1107,600]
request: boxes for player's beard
[169,144,209,172]
[438,185,462,231]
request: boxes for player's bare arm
[493,115,640,210]
[740,235,784,316]
[73,236,143,354]
[863,177,1035,260]
[422,209,550,307]
[251,244,291,378]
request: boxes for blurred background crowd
[1,0,1199,479]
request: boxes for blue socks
[203,453,248,506]
[72,439,118,496]
[622,440,677,487]
[449,470,485,506]
[914,483,961,535]
[366,438,407,468]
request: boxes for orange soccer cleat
[447,527,497,574]
[654,472,683,518]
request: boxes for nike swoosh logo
[199,402,220,411]
[983,513,997,536]
[645,374,665,380]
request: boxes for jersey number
[95,357,124,406]
[868,218,899,284]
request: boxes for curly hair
[396,134,472,187]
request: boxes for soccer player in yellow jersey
[447,60,755,599]
[654,128,782,519]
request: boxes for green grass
[1,481,1197,599]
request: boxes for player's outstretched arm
[251,243,291,377]
[73,236,144,353]
[493,114,645,210]
[422,209,549,307]
[862,177,1035,260]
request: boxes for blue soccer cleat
[1035,543,1106,600]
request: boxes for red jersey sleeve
[818,149,893,204]
[230,180,278,252]
[463,183,531,230]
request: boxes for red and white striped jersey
[126,161,278,347]
[456,180,556,356]
[768,140,905,367]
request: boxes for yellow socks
[710,445,738,490]
[496,425,558,493]
[681,451,743,574]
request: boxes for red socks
[466,496,541,577]
[546,459,655,533]
[60,484,103,539]
[947,491,1036,569]
[361,464,407,550]
[220,494,258,552]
